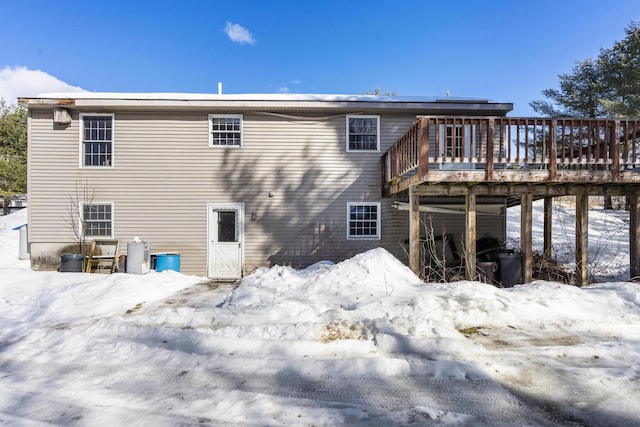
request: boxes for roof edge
[18,92,513,113]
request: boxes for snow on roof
[27,91,497,104]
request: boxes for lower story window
[82,203,113,238]
[348,202,380,239]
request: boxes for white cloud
[224,22,256,45]
[0,66,86,105]
[278,79,302,93]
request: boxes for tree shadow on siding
[214,114,407,271]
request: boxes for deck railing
[383,116,640,192]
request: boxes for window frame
[79,113,114,168]
[445,124,464,158]
[209,114,243,148]
[80,202,114,240]
[346,115,380,152]
[347,202,381,240]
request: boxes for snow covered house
[19,93,514,279]
[20,92,640,283]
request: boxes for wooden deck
[383,116,640,285]
[383,116,640,196]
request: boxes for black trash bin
[494,251,522,287]
[60,253,84,272]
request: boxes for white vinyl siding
[27,110,419,273]
[346,115,380,152]
[80,113,114,167]
[347,202,381,239]
[209,114,242,147]
[27,108,506,274]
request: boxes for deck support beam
[576,194,589,286]
[543,197,553,258]
[465,193,477,280]
[521,194,533,283]
[630,195,640,281]
[409,186,420,275]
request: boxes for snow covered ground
[1,205,640,426]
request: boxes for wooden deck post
[543,197,553,258]
[630,194,640,281]
[521,194,533,283]
[549,120,557,180]
[486,119,494,181]
[611,120,621,181]
[465,192,477,280]
[576,194,589,286]
[409,186,421,275]
[417,118,430,181]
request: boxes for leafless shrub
[542,197,629,283]
[401,218,476,283]
[532,253,575,284]
[62,179,96,257]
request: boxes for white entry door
[207,203,244,279]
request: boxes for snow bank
[225,247,423,309]
[2,208,640,425]
[0,208,29,269]
[0,268,207,343]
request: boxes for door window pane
[218,211,236,242]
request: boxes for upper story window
[80,114,113,167]
[347,202,381,239]
[346,115,380,152]
[81,203,113,239]
[209,114,243,147]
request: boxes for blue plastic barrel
[155,253,180,272]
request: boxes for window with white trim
[209,114,243,147]
[346,115,380,151]
[347,202,380,239]
[81,114,113,167]
[81,203,113,238]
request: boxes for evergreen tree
[531,22,640,119]
[0,100,28,215]
[530,21,640,210]
[530,58,610,118]
[599,21,640,117]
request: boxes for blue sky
[1,0,639,115]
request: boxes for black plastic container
[60,253,84,272]
[495,251,522,287]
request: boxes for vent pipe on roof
[218,82,222,95]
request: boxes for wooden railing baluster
[382,116,640,195]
